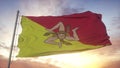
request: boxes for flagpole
[7,10,20,68]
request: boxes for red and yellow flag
[17,11,111,57]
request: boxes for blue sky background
[0,0,120,68]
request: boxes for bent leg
[72,27,79,41]
[44,36,62,48]
[48,22,65,31]
[44,36,58,45]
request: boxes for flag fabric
[17,11,111,57]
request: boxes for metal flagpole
[7,10,20,68]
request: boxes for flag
[17,11,111,57]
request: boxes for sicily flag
[17,11,111,57]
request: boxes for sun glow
[0,48,118,68]
[35,52,103,68]
[0,49,9,58]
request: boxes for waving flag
[17,11,111,57]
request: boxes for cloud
[59,0,84,15]
[84,38,120,59]
[0,27,2,31]
[112,17,120,28]
[0,55,58,68]
[0,42,9,49]
[102,60,120,68]
[61,7,84,15]
[20,0,84,16]
[0,23,6,33]
[20,0,64,16]
[108,16,120,39]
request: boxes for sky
[0,0,120,68]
